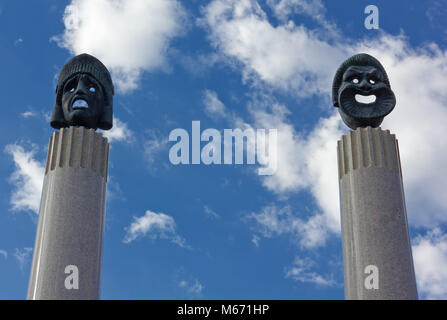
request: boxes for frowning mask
[61,74,105,129]
[51,53,114,130]
[332,53,396,130]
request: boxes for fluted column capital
[45,126,109,180]
[337,127,401,180]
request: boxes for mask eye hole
[352,78,359,84]
[65,78,77,93]
[369,79,376,84]
[89,87,96,93]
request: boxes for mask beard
[338,83,396,129]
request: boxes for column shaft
[27,126,109,300]
[338,127,418,300]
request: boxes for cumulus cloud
[101,117,133,144]
[200,1,346,242]
[5,144,45,214]
[203,90,227,119]
[0,250,7,259]
[413,228,447,299]
[53,0,186,93]
[248,98,343,232]
[144,131,169,165]
[123,210,187,247]
[285,256,336,286]
[247,205,328,249]
[201,0,347,97]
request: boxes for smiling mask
[332,53,396,130]
[51,53,114,130]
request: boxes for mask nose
[74,78,88,95]
[358,78,372,91]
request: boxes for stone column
[338,127,418,300]
[27,126,109,300]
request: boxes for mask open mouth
[337,84,396,129]
[355,94,376,104]
[72,98,89,110]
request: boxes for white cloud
[245,98,343,236]
[123,210,187,247]
[0,250,7,259]
[267,0,325,22]
[300,114,343,233]
[266,0,339,38]
[251,235,261,247]
[106,175,125,204]
[5,144,45,214]
[101,117,133,144]
[285,256,336,286]
[204,205,220,219]
[144,131,169,165]
[43,111,52,123]
[13,247,33,272]
[200,0,346,243]
[53,0,186,93]
[14,38,23,46]
[203,90,227,119]
[201,0,347,97]
[413,228,447,299]
[247,205,328,249]
[179,279,204,295]
[20,111,37,119]
[248,205,291,237]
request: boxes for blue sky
[1,0,447,300]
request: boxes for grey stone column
[338,127,418,300]
[27,126,109,300]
